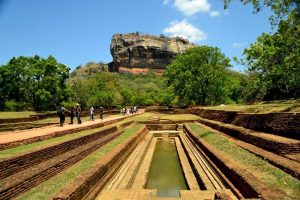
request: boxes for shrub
[5,100,27,111]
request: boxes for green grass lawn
[16,123,145,200]
[0,111,46,119]
[187,123,300,199]
[128,112,155,121]
[160,114,200,121]
[201,99,300,113]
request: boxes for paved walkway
[0,112,141,145]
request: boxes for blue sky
[0,0,273,71]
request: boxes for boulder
[110,33,195,74]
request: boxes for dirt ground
[0,113,141,145]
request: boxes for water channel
[145,138,188,197]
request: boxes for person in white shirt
[89,106,94,121]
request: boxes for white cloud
[232,42,245,48]
[209,10,220,17]
[174,0,210,16]
[163,20,207,43]
[163,0,170,5]
[167,0,221,17]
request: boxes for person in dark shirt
[99,107,104,120]
[76,104,82,124]
[57,106,68,127]
[69,107,75,124]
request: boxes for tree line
[0,55,70,111]
[164,0,299,105]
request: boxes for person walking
[122,107,125,115]
[89,106,95,121]
[69,107,75,124]
[76,103,82,124]
[57,105,67,127]
[99,107,104,120]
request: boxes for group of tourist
[57,104,104,127]
[88,106,104,121]
[57,105,139,127]
[120,106,138,115]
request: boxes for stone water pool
[145,138,188,197]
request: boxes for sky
[0,0,273,71]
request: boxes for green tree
[240,9,300,100]
[225,70,247,103]
[68,69,166,107]
[164,46,231,105]
[120,88,134,106]
[239,72,268,102]
[0,55,70,110]
[224,0,298,25]
[69,72,121,108]
[160,86,176,106]
[88,91,114,107]
[226,0,300,101]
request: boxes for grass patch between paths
[16,123,144,200]
[201,99,300,113]
[188,123,300,199]
[160,114,200,121]
[0,111,48,119]
[131,112,155,121]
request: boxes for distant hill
[70,62,109,78]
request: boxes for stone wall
[231,113,300,139]
[198,118,300,155]
[0,126,118,180]
[183,124,281,199]
[52,125,148,200]
[0,130,123,200]
[189,108,300,139]
[146,124,177,130]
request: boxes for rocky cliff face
[110,33,195,74]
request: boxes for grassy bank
[0,111,43,119]
[160,114,200,121]
[201,99,300,113]
[187,123,300,199]
[16,123,145,200]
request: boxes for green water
[146,139,188,197]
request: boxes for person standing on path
[99,107,104,120]
[57,106,68,127]
[76,104,82,124]
[89,106,95,121]
[122,107,125,115]
[69,107,75,124]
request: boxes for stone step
[105,133,153,190]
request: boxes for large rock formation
[110,33,195,74]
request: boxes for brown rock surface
[110,33,195,73]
